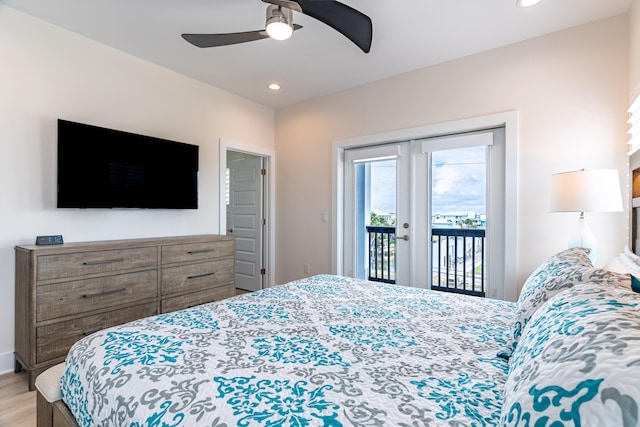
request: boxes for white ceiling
[2,0,632,109]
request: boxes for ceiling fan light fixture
[265,5,294,41]
[516,0,542,7]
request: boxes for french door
[342,127,505,297]
[343,142,412,285]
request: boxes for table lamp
[549,169,623,264]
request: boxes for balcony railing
[366,225,486,297]
[432,228,486,297]
[367,226,396,283]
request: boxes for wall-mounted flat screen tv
[57,119,199,209]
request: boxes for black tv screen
[57,119,199,209]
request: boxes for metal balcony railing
[366,225,486,297]
[431,228,486,297]
[367,226,396,283]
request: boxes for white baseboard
[0,351,15,375]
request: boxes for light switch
[321,212,328,222]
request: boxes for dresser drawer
[161,286,235,313]
[161,258,234,296]
[37,247,158,281]
[16,235,233,391]
[36,270,158,322]
[161,240,233,264]
[36,302,157,363]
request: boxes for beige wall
[0,6,275,372]
[275,16,630,292]
[631,0,640,98]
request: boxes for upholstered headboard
[630,150,640,254]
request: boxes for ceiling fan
[181,0,373,53]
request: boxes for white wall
[0,6,275,373]
[631,0,640,98]
[274,16,630,292]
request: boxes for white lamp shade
[549,169,623,213]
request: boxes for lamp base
[567,213,597,264]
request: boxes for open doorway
[219,140,274,292]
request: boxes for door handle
[398,234,409,241]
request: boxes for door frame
[332,111,518,301]
[219,138,275,289]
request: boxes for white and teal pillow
[501,282,640,426]
[500,248,626,358]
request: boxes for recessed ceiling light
[516,0,542,7]
[268,83,281,91]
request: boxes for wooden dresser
[15,234,235,390]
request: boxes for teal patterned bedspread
[60,274,515,426]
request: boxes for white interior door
[227,154,264,291]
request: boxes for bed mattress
[60,274,515,426]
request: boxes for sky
[370,145,486,215]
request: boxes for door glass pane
[431,145,487,296]
[355,159,397,282]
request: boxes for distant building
[371,210,485,228]
[372,209,396,224]
[432,212,485,228]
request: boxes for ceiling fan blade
[182,24,302,48]
[182,30,268,48]
[264,0,372,53]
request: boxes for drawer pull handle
[82,288,127,299]
[187,249,214,255]
[82,258,125,266]
[187,272,215,280]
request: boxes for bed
[36,247,640,427]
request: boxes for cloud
[432,146,485,214]
[368,146,486,215]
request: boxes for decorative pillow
[500,247,626,358]
[605,253,640,277]
[501,283,640,426]
[623,245,640,265]
[602,254,640,275]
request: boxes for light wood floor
[0,370,35,427]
